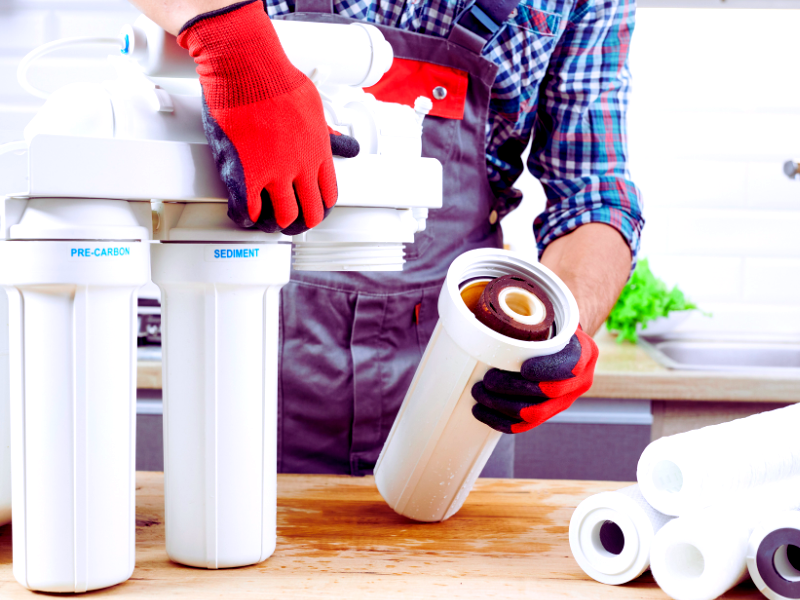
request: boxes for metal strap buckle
[453,0,507,44]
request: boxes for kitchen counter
[137,329,800,403]
[590,330,800,403]
[0,473,765,598]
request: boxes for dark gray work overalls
[277,0,518,476]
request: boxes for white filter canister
[374,248,579,522]
[151,241,290,569]
[0,289,10,526]
[0,239,148,592]
[569,484,674,585]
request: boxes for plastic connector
[413,96,433,126]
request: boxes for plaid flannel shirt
[266,0,643,261]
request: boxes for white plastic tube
[638,403,800,517]
[0,216,148,591]
[274,21,392,87]
[747,511,800,600]
[151,239,290,569]
[119,16,393,87]
[570,484,673,585]
[0,289,10,527]
[649,477,800,600]
[17,37,122,99]
[374,248,579,522]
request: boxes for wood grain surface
[0,473,766,599]
[136,330,800,403]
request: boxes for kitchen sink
[637,335,800,374]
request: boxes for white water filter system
[1,11,441,586]
[0,198,150,592]
[0,289,10,526]
[374,249,579,522]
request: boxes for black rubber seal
[179,0,260,35]
[756,528,800,599]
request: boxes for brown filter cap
[474,274,554,341]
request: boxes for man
[130,0,642,476]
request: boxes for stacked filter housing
[570,403,800,600]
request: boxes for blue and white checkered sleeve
[529,0,644,269]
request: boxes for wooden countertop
[0,473,764,598]
[137,329,800,403]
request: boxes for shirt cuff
[534,201,644,276]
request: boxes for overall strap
[293,0,334,13]
[448,0,519,54]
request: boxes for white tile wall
[0,0,139,189]
[744,258,800,305]
[0,4,799,335]
[0,10,50,50]
[646,255,743,304]
[504,8,800,336]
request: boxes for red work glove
[471,326,599,434]
[178,0,359,234]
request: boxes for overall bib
[277,0,517,476]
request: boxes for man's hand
[471,326,598,434]
[177,0,358,234]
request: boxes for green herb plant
[606,258,698,343]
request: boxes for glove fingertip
[329,132,360,158]
[471,381,488,403]
[521,334,582,381]
[471,404,514,434]
[254,188,289,233]
[294,178,324,229]
[483,368,513,391]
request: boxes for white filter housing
[374,249,579,522]
[151,229,290,568]
[0,289,10,526]
[0,198,149,592]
